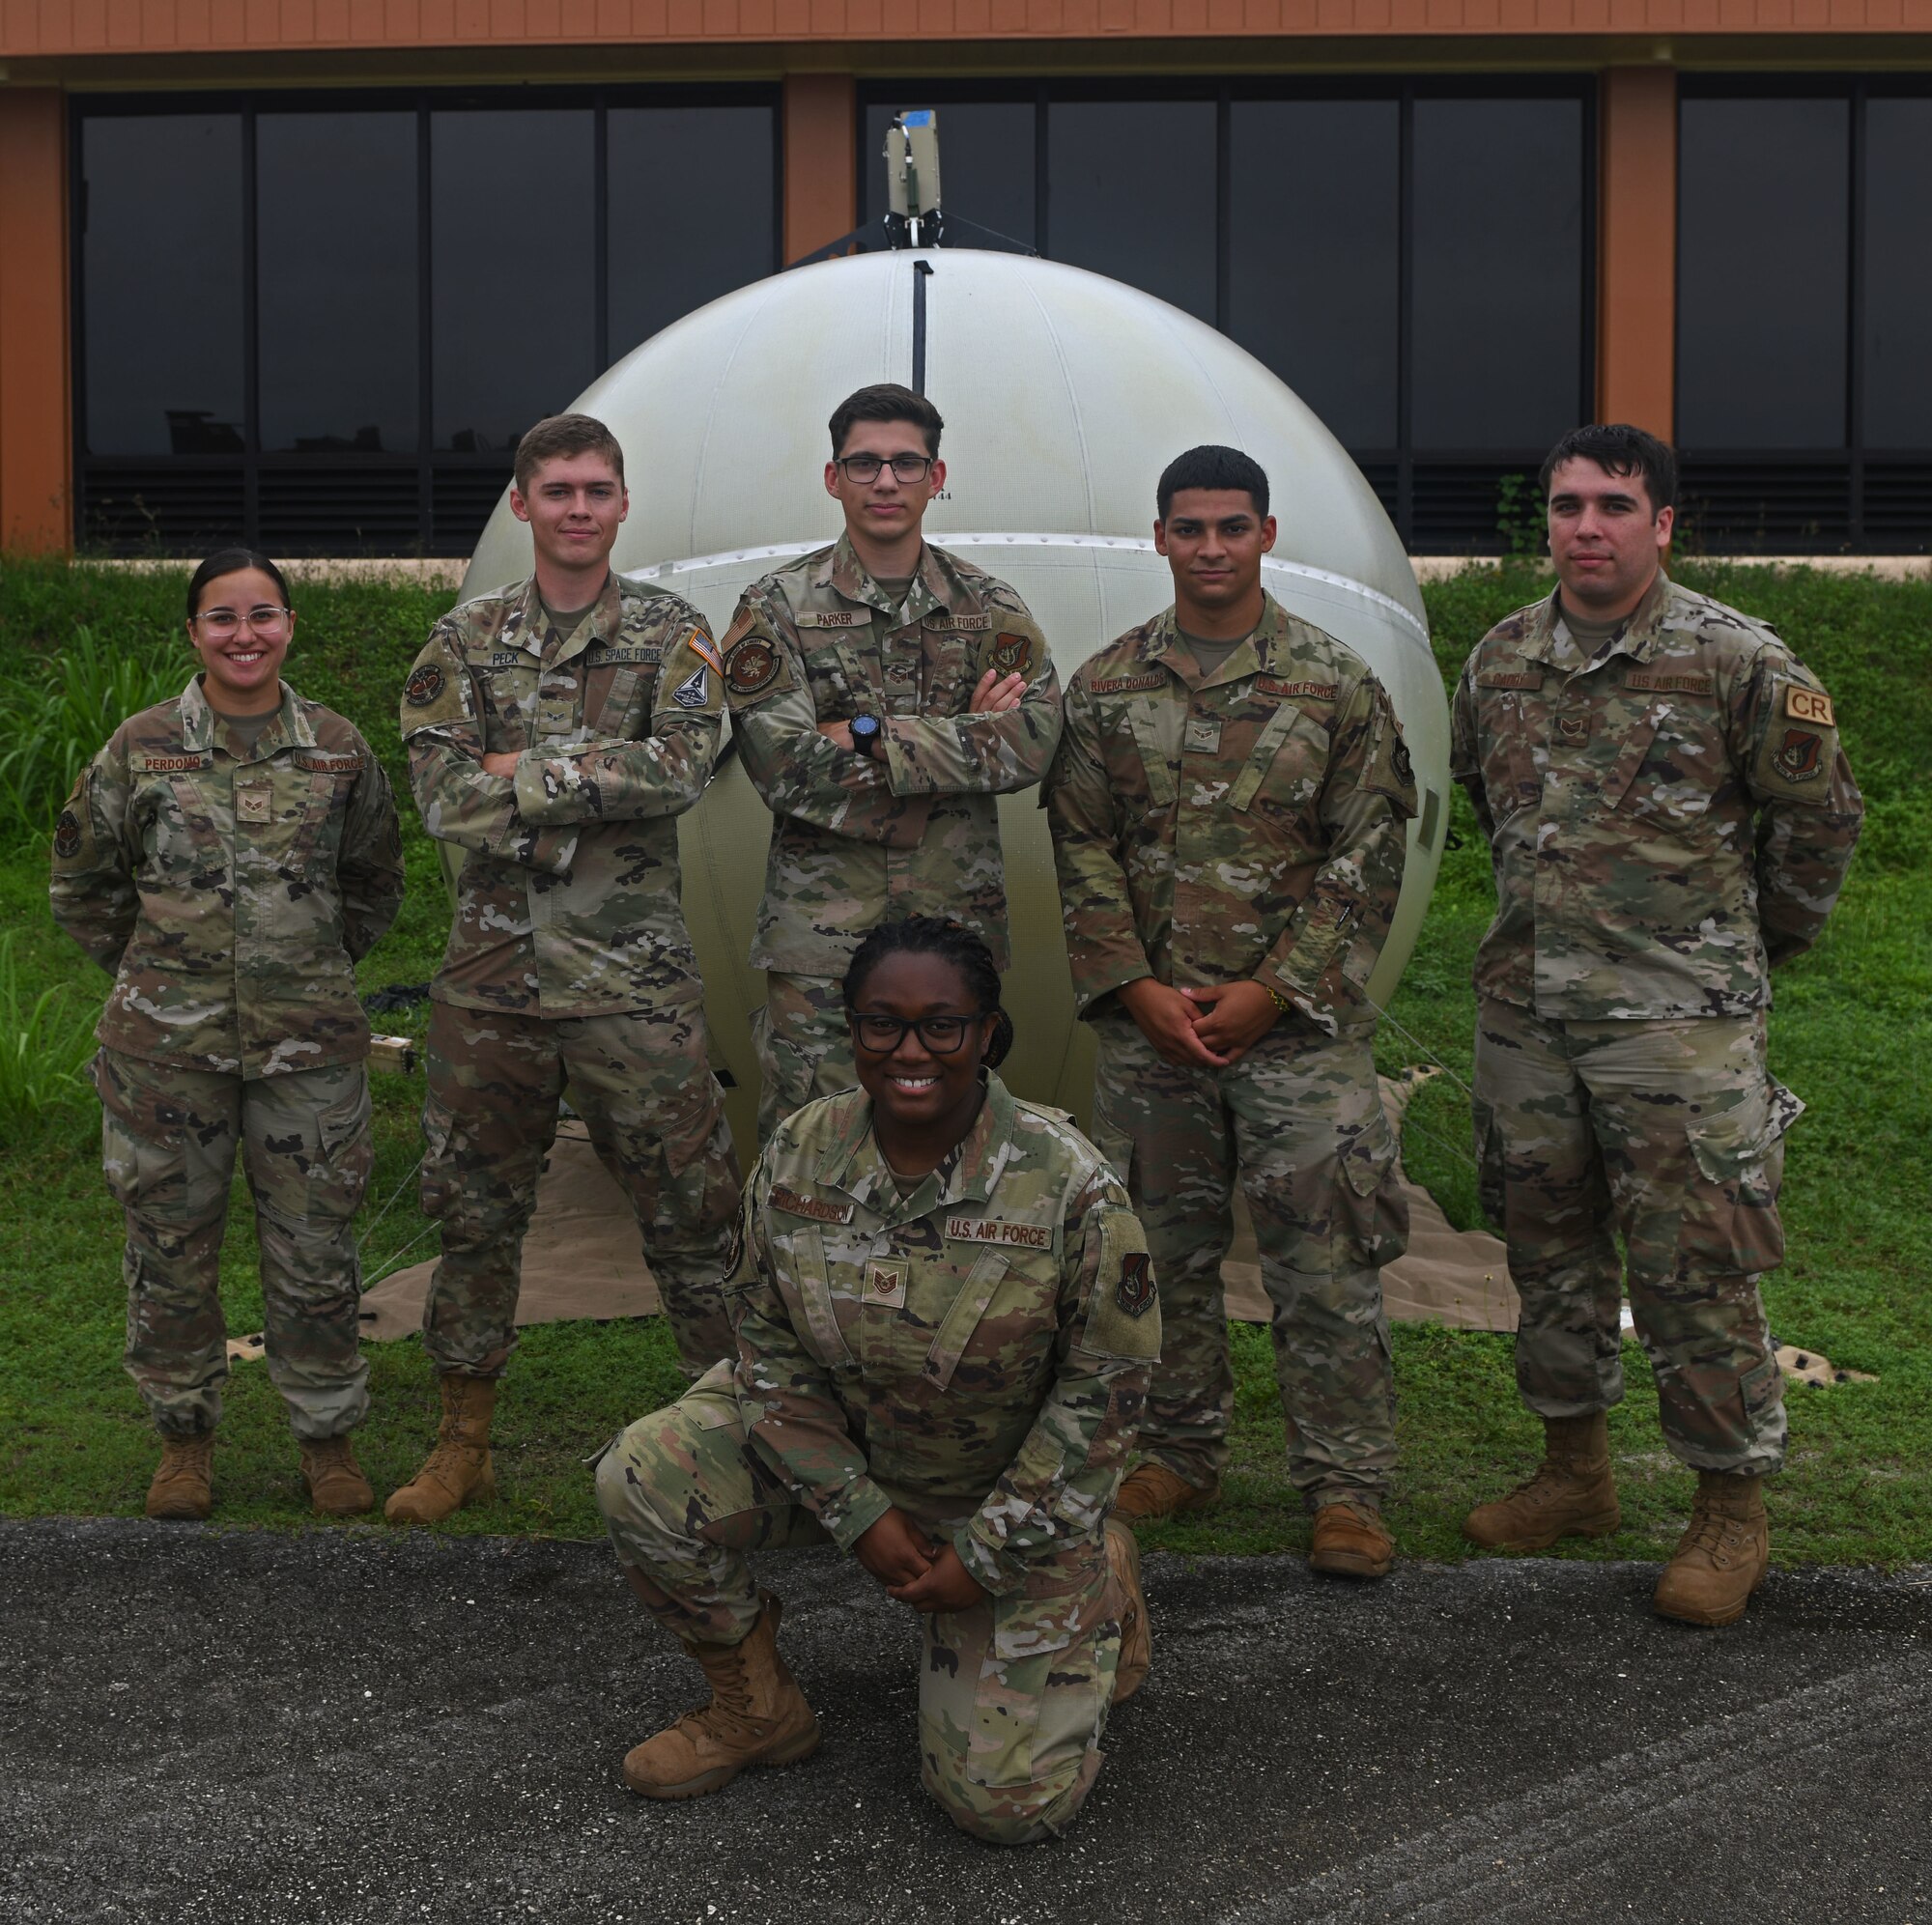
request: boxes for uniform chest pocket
[1600,702,1721,835]
[918,1246,1060,1392]
[295,772,355,871]
[774,1225,859,1372]
[1475,687,1543,826]
[1229,703,1329,836]
[135,776,216,870]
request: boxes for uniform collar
[181,674,315,760]
[816,1070,1021,1215]
[1520,569,1675,667]
[1147,592,1291,690]
[513,570,621,665]
[818,531,947,625]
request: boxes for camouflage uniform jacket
[1450,573,1863,1020]
[728,1072,1158,1597]
[1044,595,1417,1036]
[48,676,402,1079]
[720,534,1062,976]
[401,571,724,1016]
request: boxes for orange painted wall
[1597,66,1675,439]
[0,89,71,554]
[5,0,1932,47]
[783,74,857,260]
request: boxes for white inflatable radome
[461,248,1448,1146]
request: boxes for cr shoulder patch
[405,663,445,708]
[1116,1251,1155,1318]
[53,807,83,860]
[669,664,709,710]
[1785,683,1835,728]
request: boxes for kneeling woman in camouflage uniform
[596,916,1160,1844]
[49,549,404,1521]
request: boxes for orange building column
[0,87,71,553]
[1597,67,1677,441]
[782,74,858,264]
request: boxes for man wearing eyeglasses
[719,382,1063,1140]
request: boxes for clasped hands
[853,1506,988,1615]
[817,666,1025,752]
[1117,975,1284,1070]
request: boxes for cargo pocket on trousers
[306,1075,373,1224]
[1338,1113,1407,1272]
[92,1054,186,1221]
[1682,1079,1801,1276]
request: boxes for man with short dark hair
[388,410,741,1524]
[719,382,1063,1138]
[1452,422,1863,1626]
[1046,444,1417,1578]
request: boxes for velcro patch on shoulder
[1785,683,1835,728]
[685,630,724,675]
[52,777,89,863]
[944,1215,1054,1251]
[1624,669,1716,696]
[724,632,793,704]
[768,1183,855,1225]
[1090,671,1165,695]
[975,621,1047,685]
[401,650,472,733]
[1080,1207,1160,1362]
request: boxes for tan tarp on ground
[355,1075,1525,1342]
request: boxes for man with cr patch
[1045,444,1417,1580]
[1452,423,1863,1626]
[717,382,1063,1140]
[390,411,741,1525]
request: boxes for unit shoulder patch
[1771,728,1826,782]
[668,664,709,710]
[724,634,789,703]
[53,807,83,860]
[405,664,445,708]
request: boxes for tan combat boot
[298,1435,376,1516]
[1112,1461,1221,1527]
[1653,1471,1769,1628]
[1463,1412,1621,1550]
[1104,1518,1152,1703]
[384,1375,497,1525]
[146,1432,214,1520]
[622,1592,821,1800]
[1308,1498,1395,1580]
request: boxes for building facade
[1,7,1927,557]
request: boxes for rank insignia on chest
[405,664,445,708]
[1772,728,1825,781]
[866,1259,909,1310]
[1183,716,1223,755]
[1556,715,1591,745]
[1116,1252,1155,1318]
[235,785,273,823]
[769,1183,855,1226]
[725,637,781,695]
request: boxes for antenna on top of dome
[884,110,943,248]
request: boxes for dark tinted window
[1228,99,1400,449]
[609,105,776,349]
[1862,98,1932,449]
[257,111,418,454]
[431,109,597,451]
[862,101,1037,248]
[1409,98,1585,451]
[80,114,244,457]
[1678,98,1848,450]
[1046,100,1216,321]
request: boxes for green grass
[1,554,1927,1567]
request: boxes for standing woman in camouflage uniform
[596,917,1159,1845]
[50,550,404,1520]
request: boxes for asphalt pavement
[2,1519,1927,1924]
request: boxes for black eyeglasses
[849,1011,983,1054]
[834,454,935,485]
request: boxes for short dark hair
[828,383,945,460]
[1540,424,1677,515]
[186,548,293,624]
[842,915,1012,1069]
[1156,445,1270,522]
[514,411,625,495]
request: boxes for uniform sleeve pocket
[1079,1207,1160,1363]
[1682,1080,1801,1275]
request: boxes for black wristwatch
[849,712,884,760]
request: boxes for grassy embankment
[0,557,1925,1564]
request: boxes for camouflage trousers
[419,1001,739,1380]
[1472,999,1794,1474]
[1091,1010,1406,1503]
[596,1363,1120,1846]
[92,1047,371,1440]
[752,972,855,1143]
